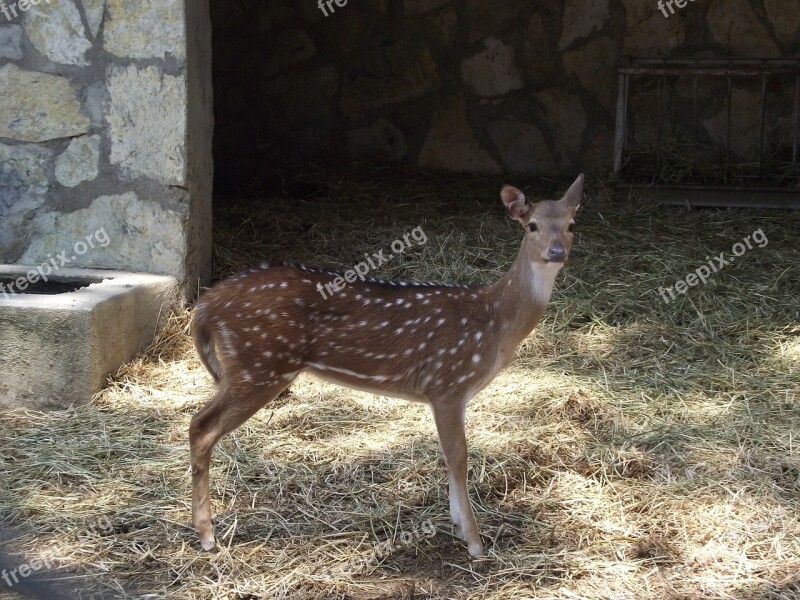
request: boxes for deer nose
[548,246,568,262]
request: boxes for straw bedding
[0,164,798,599]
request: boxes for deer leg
[430,398,484,557]
[190,377,295,551]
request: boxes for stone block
[0,25,23,60]
[23,0,92,65]
[105,0,186,60]
[0,65,90,142]
[107,64,187,185]
[347,119,408,161]
[707,0,780,56]
[622,0,685,55]
[0,143,52,259]
[0,266,179,410]
[21,192,186,276]
[55,135,100,188]
[461,37,524,98]
[559,0,609,50]
[418,95,501,173]
[488,119,556,174]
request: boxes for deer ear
[561,173,584,210]
[501,185,532,223]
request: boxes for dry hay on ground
[0,165,798,599]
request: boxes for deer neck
[484,235,563,349]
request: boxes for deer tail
[192,303,222,383]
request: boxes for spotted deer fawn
[190,175,583,556]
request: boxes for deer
[189,174,583,557]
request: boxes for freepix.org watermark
[0,0,50,22]
[657,0,696,18]
[316,226,428,299]
[317,0,348,17]
[658,228,768,304]
[2,514,112,593]
[0,228,111,299]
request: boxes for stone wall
[0,0,213,295]
[212,0,800,188]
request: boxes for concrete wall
[212,0,800,188]
[0,0,213,296]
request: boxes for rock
[104,0,185,61]
[0,25,23,60]
[488,119,556,174]
[82,0,106,38]
[347,119,408,161]
[580,126,613,173]
[404,0,450,14]
[263,29,316,78]
[522,14,560,85]
[464,0,520,44]
[0,143,52,259]
[430,7,458,46]
[23,0,92,65]
[107,65,186,185]
[707,0,780,56]
[563,37,619,112]
[55,135,100,188]
[461,37,524,98]
[418,95,501,173]
[559,0,609,50]
[622,0,685,55]
[534,88,587,169]
[0,65,90,142]
[340,41,441,119]
[20,192,185,275]
[763,0,800,45]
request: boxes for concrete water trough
[0,266,179,410]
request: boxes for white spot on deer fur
[457,375,469,384]
[242,371,252,382]
[461,318,468,325]
[266,284,275,289]
[471,354,481,365]
[358,320,368,327]
[458,339,465,346]
[404,348,413,356]
[436,318,446,326]
[415,293,425,299]
[378,321,390,328]
[419,342,427,350]
[245,341,252,348]
[434,361,443,370]
[396,328,404,335]
[263,351,272,358]
[437,348,445,356]
[280,282,288,288]
[449,348,457,355]
[475,331,483,341]
[404,302,412,309]
[427,331,435,339]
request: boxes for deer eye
[568,222,576,233]
[528,222,538,232]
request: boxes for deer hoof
[199,534,216,552]
[467,541,485,557]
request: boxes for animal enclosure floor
[0,165,799,600]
